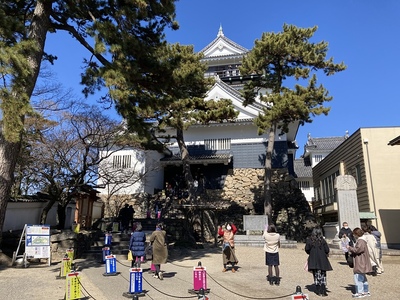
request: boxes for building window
[314,154,323,163]
[204,138,231,150]
[320,170,339,205]
[298,181,310,190]
[112,155,132,169]
[355,164,362,185]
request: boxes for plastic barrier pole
[61,257,72,277]
[103,254,119,276]
[129,268,143,293]
[104,232,112,245]
[65,271,81,300]
[193,265,207,291]
[188,262,210,297]
[66,248,74,262]
[102,246,110,263]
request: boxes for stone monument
[335,175,361,234]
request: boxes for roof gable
[205,79,266,119]
[200,25,248,58]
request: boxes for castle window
[204,138,231,150]
[298,181,310,190]
[112,155,132,169]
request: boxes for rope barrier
[62,254,305,300]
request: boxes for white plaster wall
[97,148,164,196]
[162,123,287,145]
[143,150,164,194]
[4,202,58,232]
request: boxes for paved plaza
[1,244,399,299]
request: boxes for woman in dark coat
[129,223,146,268]
[305,228,333,297]
[149,222,168,280]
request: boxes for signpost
[25,224,51,266]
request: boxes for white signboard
[25,224,51,263]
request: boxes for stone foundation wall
[50,230,102,263]
[206,168,294,213]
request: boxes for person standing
[218,223,239,273]
[361,224,380,276]
[118,204,130,233]
[154,197,162,220]
[149,222,168,280]
[339,222,354,261]
[347,227,373,298]
[128,205,135,230]
[263,224,281,285]
[129,222,146,268]
[305,228,333,297]
[369,224,384,274]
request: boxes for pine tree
[0,0,178,245]
[240,24,346,216]
[127,43,238,201]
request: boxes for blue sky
[45,1,400,158]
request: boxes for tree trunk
[0,1,52,246]
[264,124,277,217]
[57,204,67,230]
[176,128,195,202]
[40,198,56,224]
[0,138,21,246]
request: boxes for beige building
[312,127,400,249]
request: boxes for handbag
[145,244,153,259]
[127,250,133,261]
[223,242,230,254]
[304,259,309,272]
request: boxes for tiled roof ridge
[214,80,267,111]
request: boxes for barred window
[298,181,310,190]
[314,154,323,163]
[204,138,231,150]
[112,155,132,169]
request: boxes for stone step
[234,234,297,248]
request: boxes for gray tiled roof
[305,136,347,151]
[160,153,232,164]
[213,80,270,111]
[293,158,312,178]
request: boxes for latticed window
[204,138,231,150]
[314,154,323,163]
[298,181,310,190]
[112,155,132,169]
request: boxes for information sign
[25,224,51,265]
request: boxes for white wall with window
[297,178,314,203]
[97,148,164,196]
